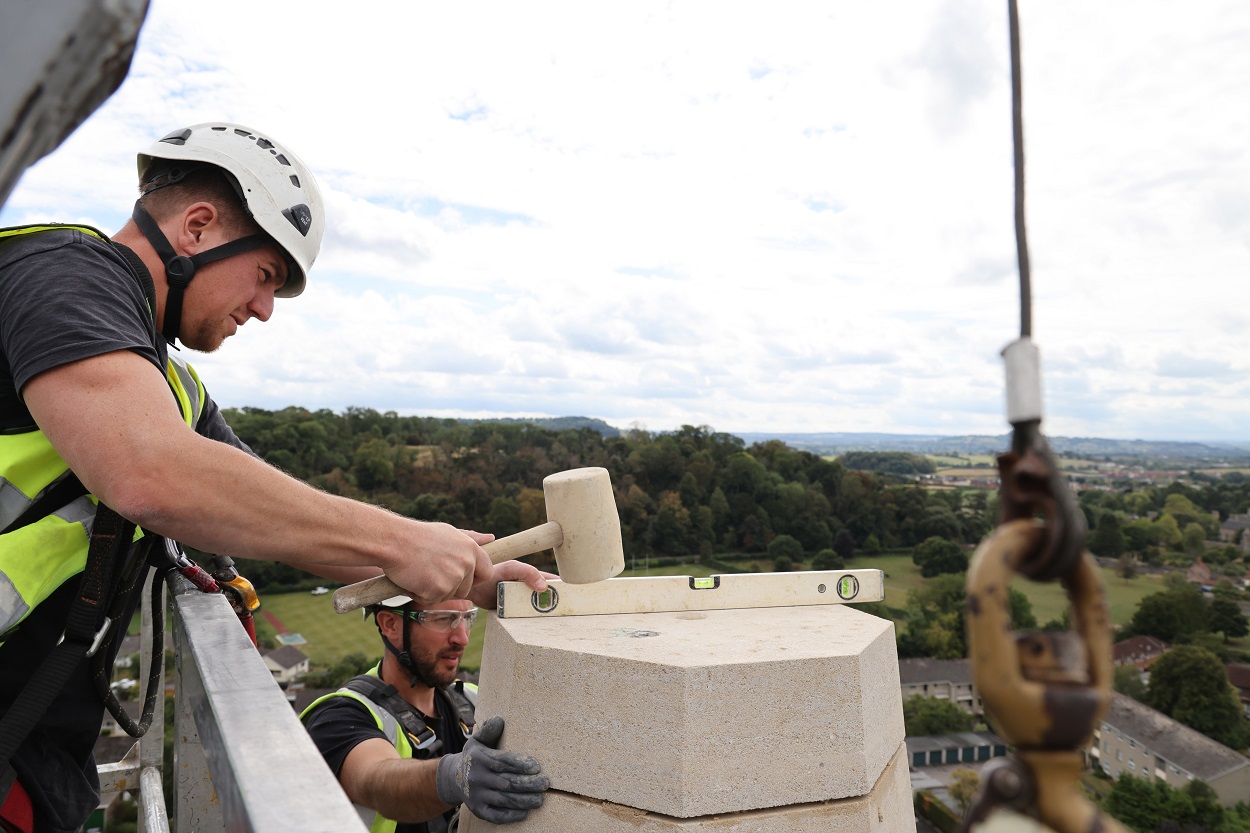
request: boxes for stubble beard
[178,317,228,353]
[408,647,460,690]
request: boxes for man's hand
[382,523,494,605]
[435,717,548,824]
[467,560,553,610]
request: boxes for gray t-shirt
[0,225,248,831]
[0,225,245,445]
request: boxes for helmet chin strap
[131,201,271,346]
[377,613,439,689]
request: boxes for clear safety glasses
[399,608,480,633]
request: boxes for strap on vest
[0,473,88,536]
[344,675,443,756]
[0,504,136,803]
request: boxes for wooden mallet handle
[331,521,562,614]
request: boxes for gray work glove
[435,716,549,824]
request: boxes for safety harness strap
[344,675,444,756]
[0,505,135,804]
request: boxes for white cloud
[4,0,1249,443]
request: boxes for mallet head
[543,467,625,584]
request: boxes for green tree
[1183,522,1208,557]
[1155,514,1184,550]
[810,548,844,571]
[1123,518,1161,555]
[1113,664,1147,701]
[1090,513,1126,558]
[352,437,395,491]
[948,767,980,816]
[1211,596,1250,643]
[897,573,1034,659]
[832,528,856,562]
[1103,773,1170,832]
[767,534,804,565]
[1126,585,1210,643]
[902,695,975,736]
[1146,645,1250,749]
[912,536,968,578]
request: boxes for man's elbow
[94,471,192,533]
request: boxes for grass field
[845,552,1167,628]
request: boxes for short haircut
[138,162,260,237]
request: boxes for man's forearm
[23,350,491,603]
[349,756,452,823]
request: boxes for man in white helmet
[0,123,546,833]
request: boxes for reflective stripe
[0,476,31,528]
[166,354,205,426]
[0,569,28,636]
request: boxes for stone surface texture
[461,742,916,833]
[474,603,904,818]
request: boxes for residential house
[1187,557,1215,587]
[898,657,982,717]
[1220,513,1250,555]
[1090,693,1250,806]
[262,646,310,684]
[1227,665,1250,718]
[285,686,337,715]
[1113,636,1169,670]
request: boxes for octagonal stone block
[461,742,915,833]
[475,603,904,818]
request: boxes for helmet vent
[283,205,313,236]
[159,128,192,145]
[256,138,274,150]
[275,154,291,166]
[289,175,300,187]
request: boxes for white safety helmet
[136,122,324,297]
[377,594,415,610]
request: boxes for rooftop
[1103,693,1250,781]
[898,657,974,686]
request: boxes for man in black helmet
[0,123,546,833]
[302,596,549,832]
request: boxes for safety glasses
[398,608,479,633]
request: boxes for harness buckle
[85,616,113,658]
[57,615,113,658]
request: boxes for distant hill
[454,418,1250,463]
[730,431,1250,462]
[459,415,621,437]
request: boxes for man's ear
[377,610,403,641]
[176,202,219,254]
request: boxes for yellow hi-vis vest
[300,665,478,833]
[0,224,206,643]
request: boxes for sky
[5,1,1249,443]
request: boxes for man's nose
[249,288,276,322]
[449,619,471,644]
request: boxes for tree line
[221,407,1000,590]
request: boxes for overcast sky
[5,1,1249,443]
